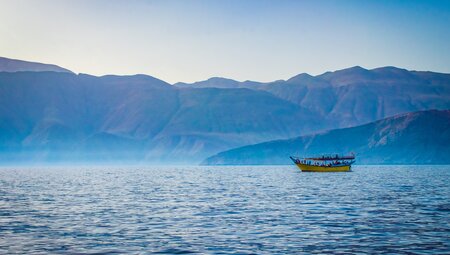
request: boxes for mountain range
[0,57,449,164]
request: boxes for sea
[0,165,449,254]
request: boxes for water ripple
[0,165,449,254]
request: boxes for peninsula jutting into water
[203,110,450,165]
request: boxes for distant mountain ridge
[0,56,73,73]
[203,110,450,165]
[177,66,450,129]
[0,57,449,164]
[175,77,263,89]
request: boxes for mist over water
[1,165,449,254]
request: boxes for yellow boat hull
[295,163,351,172]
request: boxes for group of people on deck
[298,159,349,167]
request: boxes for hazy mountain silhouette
[175,77,263,89]
[0,56,73,73]
[0,71,318,164]
[0,58,449,164]
[203,110,450,165]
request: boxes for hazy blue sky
[0,0,449,83]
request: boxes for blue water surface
[0,165,449,254]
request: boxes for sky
[0,0,449,83]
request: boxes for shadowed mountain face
[0,72,320,164]
[0,62,449,164]
[203,110,450,165]
[0,72,176,163]
[0,57,73,73]
[177,66,450,128]
[144,88,319,163]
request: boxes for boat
[290,154,356,172]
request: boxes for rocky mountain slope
[177,66,450,128]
